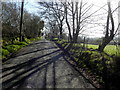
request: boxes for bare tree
[39,2,65,39]
[39,1,105,44]
[98,1,120,52]
[64,2,72,41]
[63,1,104,43]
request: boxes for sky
[24,0,119,38]
[24,1,40,14]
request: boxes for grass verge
[0,36,42,60]
[54,38,120,89]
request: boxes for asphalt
[2,39,95,89]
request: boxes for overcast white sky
[24,0,119,38]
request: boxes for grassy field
[55,38,120,56]
[87,44,120,56]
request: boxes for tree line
[39,1,119,52]
[2,2,44,43]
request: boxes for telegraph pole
[19,0,24,41]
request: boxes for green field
[56,39,120,57]
[87,44,120,56]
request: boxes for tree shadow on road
[2,50,95,89]
[2,49,60,72]
[2,50,63,89]
[3,47,58,63]
[28,41,50,47]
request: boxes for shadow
[53,61,56,89]
[28,41,49,47]
[3,46,58,63]
[62,55,98,89]
[2,45,96,89]
[42,65,48,88]
[3,57,51,78]
[14,46,58,58]
[2,49,60,73]
[2,52,63,89]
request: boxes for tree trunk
[73,34,78,43]
[19,0,24,42]
[73,31,79,43]
[98,2,115,52]
[60,31,63,39]
[64,3,72,42]
[98,44,107,52]
[59,23,63,39]
[98,38,111,52]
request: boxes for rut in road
[2,39,95,89]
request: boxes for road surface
[2,39,95,89]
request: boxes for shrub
[2,40,11,45]
[1,37,42,60]
[30,38,36,41]
[1,48,10,59]
[14,42,28,46]
[36,37,42,40]
[53,38,58,41]
[24,38,31,44]
[30,37,42,41]
[2,48,10,56]
[5,45,21,53]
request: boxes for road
[2,39,95,89]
